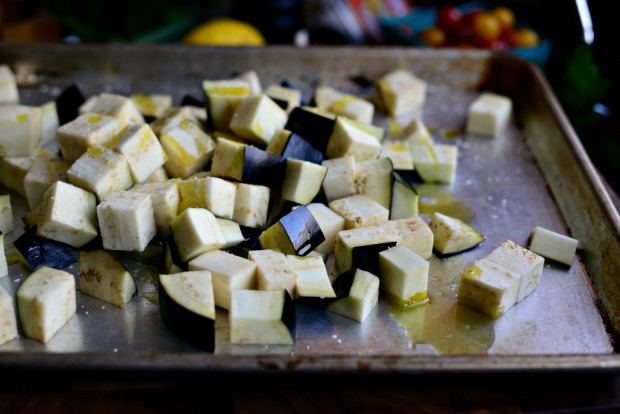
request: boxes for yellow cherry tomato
[491,6,515,30]
[420,26,447,47]
[472,12,502,42]
[510,28,540,48]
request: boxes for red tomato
[436,5,462,34]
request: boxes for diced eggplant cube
[37,181,98,248]
[334,226,398,274]
[0,156,35,197]
[40,101,59,145]
[315,86,375,125]
[429,212,484,255]
[376,69,427,118]
[280,132,325,164]
[16,266,76,343]
[380,139,414,171]
[403,118,433,146]
[130,93,173,119]
[143,166,169,183]
[379,245,429,308]
[177,176,237,220]
[258,204,325,256]
[0,233,8,278]
[329,194,389,230]
[56,84,85,125]
[230,94,288,146]
[14,226,77,271]
[161,237,187,274]
[202,79,251,132]
[390,172,419,220]
[288,255,335,299]
[350,240,397,276]
[0,64,19,104]
[160,120,215,179]
[171,207,226,263]
[265,84,302,113]
[112,123,168,183]
[458,257,521,320]
[466,92,512,137]
[281,159,327,205]
[188,249,257,310]
[229,289,296,345]
[326,117,381,162]
[79,250,137,308]
[150,106,200,137]
[159,271,216,352]
[57,113,123,164]
[528,226,578,266]
[130,181,180,238]
[303,203,344,255]
[270,96,291,111]
[380,217,434,260]
[265,129,290,154]
[330,268,357,299]
[67,146,133,201]
[210,137,246,181]
[321,156,357,203]
[92,92,145,127]
[233,183,270,229]
[284,106,335,153]
[97,190,157,252]
[215,218,245,249]
[24,160,70,210]
[326,268,380,323]
[0,104,43,157]
[242,145,286,188]
[78,95,98,115]
[410,143,458,185]
[235,70,262,94]
[0,191,13,234]
[0,286,17,345]
[356,157,394,209]
[486,240,544,302]
[248,249,298,296]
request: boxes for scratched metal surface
[0,44,618,372]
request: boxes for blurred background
[0,0,618,193]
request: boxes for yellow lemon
[183,18,266,46]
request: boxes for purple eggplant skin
[284,107,335,153]
[226,226,262,259]
[351,241,397,276]
[298,267,356,309]
[180,94,204,108]
[158,280,215,352]
[281,133,326,165]
[242,146,286,189]
[13,226,77,271]
[279,205,325,256]
[270,97,289,111]
[56,84,85,126]
[281,289,297,340]
[161,236,188,272]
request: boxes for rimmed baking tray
[1,44,620,374]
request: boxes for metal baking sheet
[1,44,620,373]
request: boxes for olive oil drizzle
[387,255,495,355]
[416,184,476,223]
